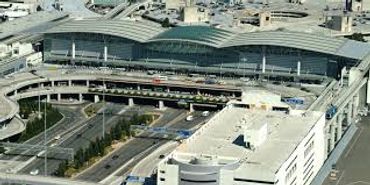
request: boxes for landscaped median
[54,113,159,177]
[88,88,230,104]
[83,102,104,118]
[17,99,63,143]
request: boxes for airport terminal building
[43,20,370,79]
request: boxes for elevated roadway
[0,68,241,140]
[112,1,150,20]
[103,1,130,19]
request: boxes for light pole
[241,57,248,78]
[102,77,105,139]
[38,82,41,119]
[44,95,47,176]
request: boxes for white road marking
[335,170,345,185]
[346,181,370,185]
[345,127,363,158]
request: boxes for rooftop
[174,107,324,181]
[45,19,166,43]
[0,11,68,41]
[150,26,237,47]
[45,19,370,60]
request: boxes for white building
[157,102,326,185]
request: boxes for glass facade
[44,32,358,78]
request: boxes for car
[76,133,82,138]
[54,135,61,140]
[30,169,39,176]
[202,111,210,117]
[159,154,165,159]
[186,115,194,121]
[104,164,111,169]
[112,155,119,160]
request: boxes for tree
[347,33,367,42]
[161,18,171,28]
[55,160,68,177]
[36,5,43,11]
[0,147,5,154]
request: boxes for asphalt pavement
[76,108,212,182]
[0,105,87,162]
[323,116,370,185]
[19,103,127,176]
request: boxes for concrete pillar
[262,47,266,73]
[40,83,44,88]
[86,80,90,87]
[189,103,194,112]
[57,93,61,101]
[297,61,301,76]
[14,90,17,96]
[51,81,55,87]
[158,100,165,110]
[79,93,83,102]
[68,80,72,87]
[104,45,108,62]
[47,94,51,102]
[72,41,76,59]
[137,85,141,91]
[347,101,353,125]
[166,87,170,93]
[337,112,343,139]
[353,95,359,118]
[128,98,134,107]
[330,124,336,150]
[94,95,100,103]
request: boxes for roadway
[75,108,211,182]
[322,116,370,185]
[0,104,87,162]
[40,0,100,18]
[19,102,128,176]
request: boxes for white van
[202,111,210,117]
[186,115,194,121]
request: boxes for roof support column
[262,46,266,73]
[104,45,108,62]
[297,61,301,76]
[72,40,75,59]
[103,35,108,64]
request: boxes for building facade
[43,20,370,79]
[157,102,326,185]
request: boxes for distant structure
[352,0,370,11]
[286,0,306,4]
[165,0,182,10]
[259,11,272,27]
[180,0,209,23]
[325,12,353,33]
[90,0,126,6]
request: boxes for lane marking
[335,170,345,185]
[345,127,363,158]
[346,181,370,185]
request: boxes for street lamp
[44,94,47,176]
[102,76,106,139]
[241,57,248,78]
